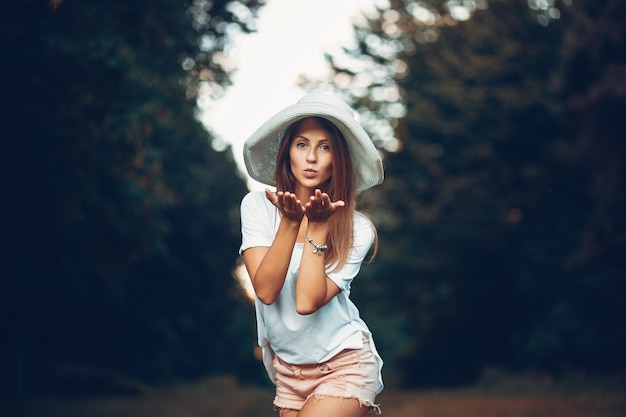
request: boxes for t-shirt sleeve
[240,191,275,255]
[326,213,375,292]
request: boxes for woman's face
[288,118,334,193]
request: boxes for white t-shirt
[239,191,383,393]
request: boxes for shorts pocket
[319,348,360,373]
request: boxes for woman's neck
[294,185,314,204]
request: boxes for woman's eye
[296,142,307,148]
[321,145,331,151]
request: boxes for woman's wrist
[306,219,328,234]
[279,214,302,229]
[305,222,328,255]
[306,232,327,255]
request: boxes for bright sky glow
[199,0,372,191]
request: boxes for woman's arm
[243,218,299,304]
[295,221,342,315]
[242,190,304,305]
[295,190,344,315]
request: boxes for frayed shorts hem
[274,393,382,415]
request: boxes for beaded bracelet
[306,232,327,255]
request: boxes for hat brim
[243,94,384,193]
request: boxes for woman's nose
[306,149,317,162]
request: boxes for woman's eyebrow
[295,134,329,142]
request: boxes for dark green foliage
[2,0,624,397]
[1,0,264,398]
[334,0,626,387]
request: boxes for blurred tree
[521,0,626,373]
[325,0,625,386]
[0,0,264,398]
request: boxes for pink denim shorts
[272,336,381,414]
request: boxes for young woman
[239,93,384,416]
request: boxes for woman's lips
[304,169,317,178]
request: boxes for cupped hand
[305,189,345,222]
[265,189,305,222]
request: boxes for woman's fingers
[265,189,275,201]
[268,190,305,221]
[268,189,342,221]
[305,190,344,220]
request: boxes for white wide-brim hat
[243,92,384,193]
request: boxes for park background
[1,0,625,415]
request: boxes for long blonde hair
[275,117,366,270]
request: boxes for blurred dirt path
[2,377,625,417]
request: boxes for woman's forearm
[252,218,300,304]
[295,221,330,314]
